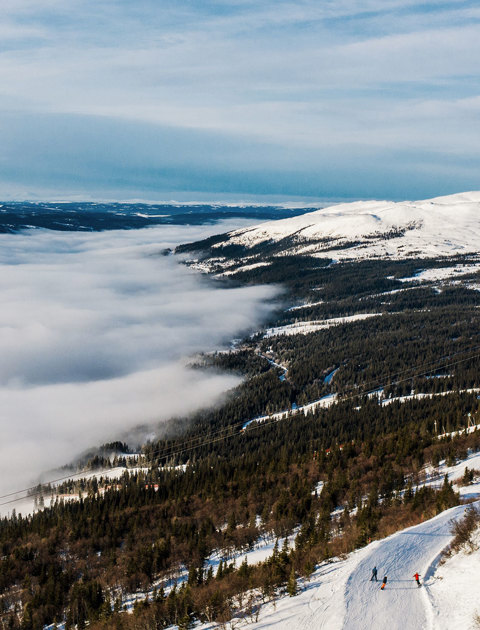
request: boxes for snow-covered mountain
[204,192,480,262]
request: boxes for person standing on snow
[370,567,378,582]
[413,572,421,587]
[380,575,387,590]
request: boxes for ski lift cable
[2,347,480,506]
[140,343,480,463]
[307,340,480,402]
[1,346,479,507]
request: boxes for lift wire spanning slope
[1,345,480,509]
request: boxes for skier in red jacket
[413,572,421,587]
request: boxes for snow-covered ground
[341,503,478,630]
[324,367,339,384]
[7,385,477,521]
[213,192,480,262]
[287,299,325,311]
[301,393,338,414]
[186,443,480,630]
[399,262,480,283]
[221,261,271,276]
[120,444,480,620]
[43,445,480,629]
[208,531,297,569]
[428,527,480,630]
[45,500,480,630]
[422,447,480,501]
[381,388,480,407]
[264,313,381,337]
[242,393,337,430]
[256,352,288,380]
[190,502,479,630]
[115,530,299,616]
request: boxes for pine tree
[227,511,237,532]
[272,538,279,560]
[437,473,458,511]
[463,466,474,485]
[187,565,198,586]
[238,556,250,578]
[287,566,297,597]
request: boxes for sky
[1,0,480,201]
[0,220,280,495]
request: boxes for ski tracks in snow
[299,565,344,630]
[342,503,477,630]
[229,502,477,630]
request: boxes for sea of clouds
[0,220,280,496]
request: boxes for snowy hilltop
[200,192,480,263]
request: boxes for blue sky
[1,0,480,201]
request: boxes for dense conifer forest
[1,250,479,629]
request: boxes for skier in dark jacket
[413,572,421,587]
[380,575,387,590]
[370,567,378,582]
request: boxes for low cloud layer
[0,221,280,496]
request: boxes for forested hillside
[1,240,479,629]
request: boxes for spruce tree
[287,566,297,597]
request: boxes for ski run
[182,500,480,630]
[46,499,480,630]
[103,497,480,630]
[207,501,480,630]
[42,447,480,630]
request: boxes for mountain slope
[194,192,480,263]
[223,502,479,630]
[342,504,466,630]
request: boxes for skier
[370,566,378,582]
[380,575,387,590]
[413,572,421,587]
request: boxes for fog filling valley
[0,220,280,497]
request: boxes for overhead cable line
[1,345,479,508]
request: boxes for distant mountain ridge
[190,192,480,263]
[0,201,312,233]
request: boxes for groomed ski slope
[225,502,478,630]
[342,503,474,630]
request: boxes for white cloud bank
[0,220,280,495]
